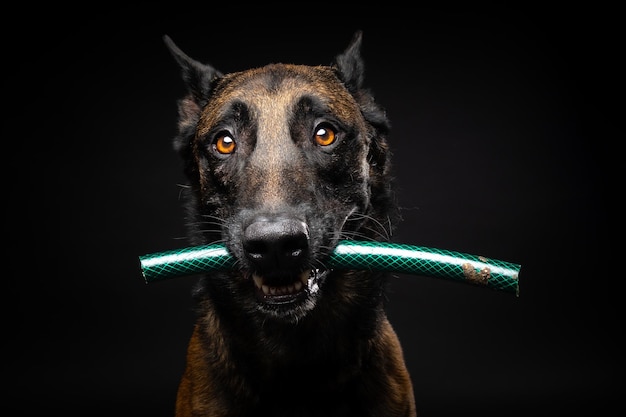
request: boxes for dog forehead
[197,63,360,133]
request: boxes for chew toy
[139,240,520,295]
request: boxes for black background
[11,6,616,416]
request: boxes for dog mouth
[250,268,327,305]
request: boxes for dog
[163,31,417,416]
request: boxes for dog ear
[332,30,365,92]
[163,35,223,104]
[333,31,388,127]
[164,35,223,156]
[334,32,397,231]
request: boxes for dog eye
[314,124,337,147]
[213,132,237,155]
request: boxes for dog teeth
[252,274,264,289]
[252,271,310,296]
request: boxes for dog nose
[243,216,309,273]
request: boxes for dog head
[166,32,397,323]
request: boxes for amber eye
[213,133,236,155]
[314,124,337,147]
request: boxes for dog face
[166,32,395,323]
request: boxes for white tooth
[270,287,277,295]
[262,285,270,295]
[287,284,294,294]
[252,274,263,289]
[294,281,302,292]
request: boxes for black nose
[243,216,309,273]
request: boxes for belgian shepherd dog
[164,31,417,416]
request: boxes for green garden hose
[139,241,520,295]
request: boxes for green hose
[139,240,520,295]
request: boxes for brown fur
[164,32,417,416]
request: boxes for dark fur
[165,31,416,416]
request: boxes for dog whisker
[201,237,228,245]
[337,224,389,242]
[198,215,228,226]
[360,226,390,241]
[176,183,192,200]
[309,258,329,272]
[344,212,392,241]
[199,214,227,222]
[340,228,378,239]
[230,258,242,270]
[186,215,228,233]
[194,226,226,234]
[191,225,226,232]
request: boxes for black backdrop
[12,6,615,416]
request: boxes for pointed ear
[163,35,223,105]
[164,35,223,155]
[333,30,389,135]
[334,32,394,226]
[332,30,365,93]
